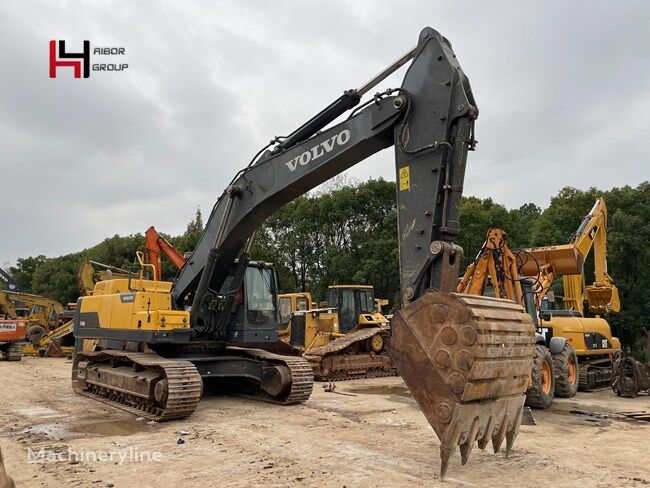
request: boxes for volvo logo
[285,129,351,172]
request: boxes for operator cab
[219,261,280,342]
[326,285,376,333]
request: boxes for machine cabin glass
[278,296,292,328]
[245,265,278,329]
[327,287,376,333]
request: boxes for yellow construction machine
[277,285,396,380]
[0,290,65,342]
[458,199,621,408]
[71,28,535,479]
[21,260,131,358]
[77,260,131,296]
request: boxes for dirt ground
[1,357,649,488]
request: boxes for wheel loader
[277,285,397,380]
[71,27,535,479]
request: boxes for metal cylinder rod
[356,47,417,96]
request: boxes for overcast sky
[1,1,649,266]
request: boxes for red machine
[0,320,26,361]
[144,226,186,280]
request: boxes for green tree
[185,207,204,236]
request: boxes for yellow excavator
[458,198,620,408]
[561,197,620,316]
[277,285,396,380]
[0,290,64,341]
[71,28,536,479]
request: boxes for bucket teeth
[440,447,453,481]
[492,422,507,454]
[459,442,473,466]
[505,429,517,458]
[477,434,489,451]
[389,292,536,480]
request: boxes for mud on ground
[1,357,649,487]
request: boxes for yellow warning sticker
[399,166,410,191]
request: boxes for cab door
[338,289,357,333]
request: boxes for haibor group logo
[49,40,129,78]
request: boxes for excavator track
[6,343,23,361]
[578,361,613,391]
[303,328,398,381]
[72,350,202,421]
[228,347,314,404]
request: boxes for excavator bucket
[519,244,583,276]
[389,292,535,479]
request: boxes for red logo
[49,40,90,78]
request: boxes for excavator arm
[0,291,18,318]
[0,290,64,327]
[565,198,620,315]
[0,268,20,292]
[145,226,186,281]
[169,27,534,478]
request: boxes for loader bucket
[519,244,583,276]
[389,292,535,479]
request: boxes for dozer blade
[389,292,535,480]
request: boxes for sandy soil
[1,357,649,488]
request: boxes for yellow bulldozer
[277,285,397,380]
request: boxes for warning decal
[399,166,410,191]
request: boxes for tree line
[8,181,649,353]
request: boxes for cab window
[359,290,374,313]
[279,296,292,327]
[296,297,309,311]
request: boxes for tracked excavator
[278,285,397,380]
[72,27,535,478]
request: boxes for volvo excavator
[72,28,535,479]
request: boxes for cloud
[1,0,649,265]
